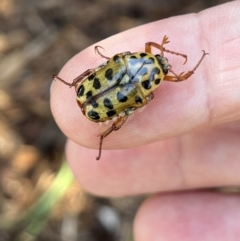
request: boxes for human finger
[134,191,240,241]
[66,121,240,196]
[51,1,240,151]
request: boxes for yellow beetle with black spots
[54,36,207,160]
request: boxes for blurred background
[0,0,230,240]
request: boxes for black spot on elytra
[141,80,151,90]
[135,96,142,104]
[93,78,101,89]
[154,78,161,85]
[88,73,96,80]
[129,56,139,65]
[148,57,155,63]
[117,92,128,102]
[140,53,147,58]
[88,110,100,120]
[103,98,113,109]
[105,68,113,80]
[91,100,98,108]
[143,57,155,65]
[77,85,85,97]
[86,90,92,99]
[113,55,120,63]
[106,110,116,117]
[149,67,160,82]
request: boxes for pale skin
[51,1,240,240]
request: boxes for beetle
[53,36,207,160]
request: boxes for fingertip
[51,1,240,151]
[134,192,240,241]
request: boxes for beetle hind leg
[53,69,96,87]
[96,112,131,160]
[96,115,128,160]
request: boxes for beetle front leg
[146,41,187,64]
[145,35,169,55]
[96,115,128,160]
[164,50,208,82]
[145,35,188,64]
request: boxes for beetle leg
[145,35,167,52]
[95,46,110,60]
[72,69,96,86]
[96,115,128,160]
[53,69,95,87]
[145,35,188,64]
[164,50,208,82]
[146,92,154,102]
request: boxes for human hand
[51,1,240,240]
